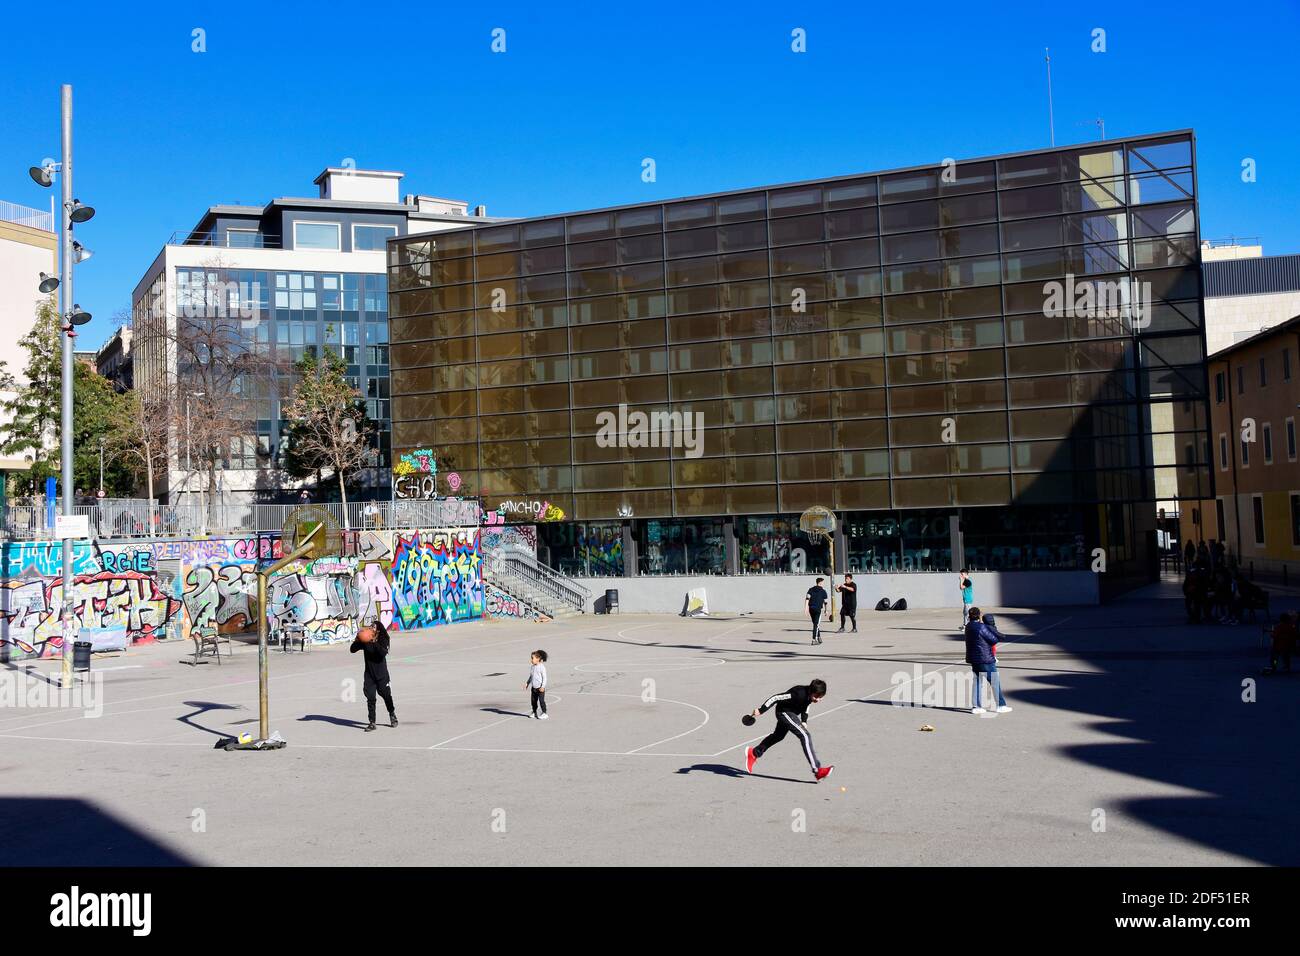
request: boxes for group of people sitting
[1181,540,1266,626]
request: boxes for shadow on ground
[0,797,194,866]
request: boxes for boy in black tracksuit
[744,680,834,781]
[350,621,398,732]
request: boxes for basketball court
[1,587,1295,866]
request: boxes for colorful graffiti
[485,582,540,620]
[0,570,182,659]
[393,448,436,476]
[389,529,483,629]
[266,571,359,645]
[481,525,538,557]
[1,528,490,661]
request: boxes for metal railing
[0,199,53,232]
[1,497,486,539]
[166,230,283,249]
[490,545,589,614]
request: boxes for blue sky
[2,0,1296,347]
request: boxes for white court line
[0,629,603,727]
[0,614,1074,762]
[427,715,519,749]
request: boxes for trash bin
[72,640,93,673]
[605,589,619,614]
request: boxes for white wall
[575,571,1100,614]
[0,225,57,471]
[1205,291,1300,356]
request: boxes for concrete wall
[576,571,1099,615]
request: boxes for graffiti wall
[0,527,487,661]
[481,525,537,557]
[484,582,546,621]
[388,529,483,630]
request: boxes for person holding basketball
[351,621,398,732]
[744,679,834,781]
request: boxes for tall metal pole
[59,84,74,687]
[1044,48,1055,147]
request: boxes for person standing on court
[835,573,858,633]
[964,607,1011,715]
[805,577,829,645]
[350,621,398,732]
[958,568,974,630]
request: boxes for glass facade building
[171,267,392,471]
[388,132,1209,578]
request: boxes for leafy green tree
[72,362,137,497]
[0,298,137,496]
[0,297,61,492]
[281,352,374,522]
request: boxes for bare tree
[281,352,374,528]
[132,256,269,528]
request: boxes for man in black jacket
[350,621,398,732]
[744,679,835,781]
[835,574,858,633]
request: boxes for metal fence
[0,199,53,232]
[1,497,484,540]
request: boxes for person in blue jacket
[964,607,1011,715]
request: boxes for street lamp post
[98,438,104,496]
[29,86,95,687]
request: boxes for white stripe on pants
[781,711,820,771]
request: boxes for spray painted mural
[480,525,537,557]
[388,529,483,629]
[0,527,487,661]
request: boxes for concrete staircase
[485,545,590,620]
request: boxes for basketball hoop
[799,506,838,618]
[799,506,836,544]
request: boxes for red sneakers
[745,747,757,773]
[814,765,835,782]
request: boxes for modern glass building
[388,132,1209,581]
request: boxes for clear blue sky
[2,0,1296,347]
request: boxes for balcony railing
[167,230,283,249]
[0,497,482,540]
[0,200,54,232]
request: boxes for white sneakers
[996,706,1013,713]
[971,706,986,714]
[971,705,1014,715]
[537,712,549,720]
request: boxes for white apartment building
[130,168,498,506]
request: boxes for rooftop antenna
[1045,48,1055,146]
[1077,118,1106,141]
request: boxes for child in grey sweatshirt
[523,649,549,719]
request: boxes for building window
[1241,435,1250,467]
[293,221,341,251]
[1292,494,1300,547]
[353,224,398,251]
[1260,356,1268,387]
[1237,366,1245,395]
[226,228,258,248]
[1214,371,1225,404]
[1264,423,1273,464]
[1287,417,1296,461]
[1253,495,1265,546]
[1216,498,1225,540]
[1285,348,1292,381]
[1219,433,1228,471]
